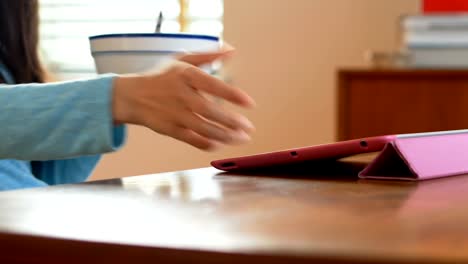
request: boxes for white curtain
[39,0,223,77]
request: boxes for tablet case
[359,130,468,181]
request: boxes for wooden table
[1,158,468,264]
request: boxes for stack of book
[402,14,468,68]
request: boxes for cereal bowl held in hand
[89,33,220,74]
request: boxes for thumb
[177,49,235,66]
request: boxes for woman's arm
[0,75,126,160]
[0,50,255,161]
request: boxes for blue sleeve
[31,155,102,185]
[0,75,127,160]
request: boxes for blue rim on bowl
[89,33,219,41]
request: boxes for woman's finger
[182,66,255,107]
[177,42,235,66]
[171,127,220,151]
[184,89,255,132]
[177,50,234,66]
[177,111,251,144]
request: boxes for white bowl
[89,33,220,74]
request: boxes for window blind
[39,0,223,78]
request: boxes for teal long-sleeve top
[0,63,126,191]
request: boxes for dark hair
[0,0,45,83]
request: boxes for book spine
[402,16,468,31]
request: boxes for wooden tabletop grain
[0,157,466,264]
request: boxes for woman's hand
[112,49,256,151]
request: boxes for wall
[90,0,420,180]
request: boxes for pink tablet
[211,135,396,171]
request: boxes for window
[39,0,224,79]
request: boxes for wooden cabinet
[337,69,468,140]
